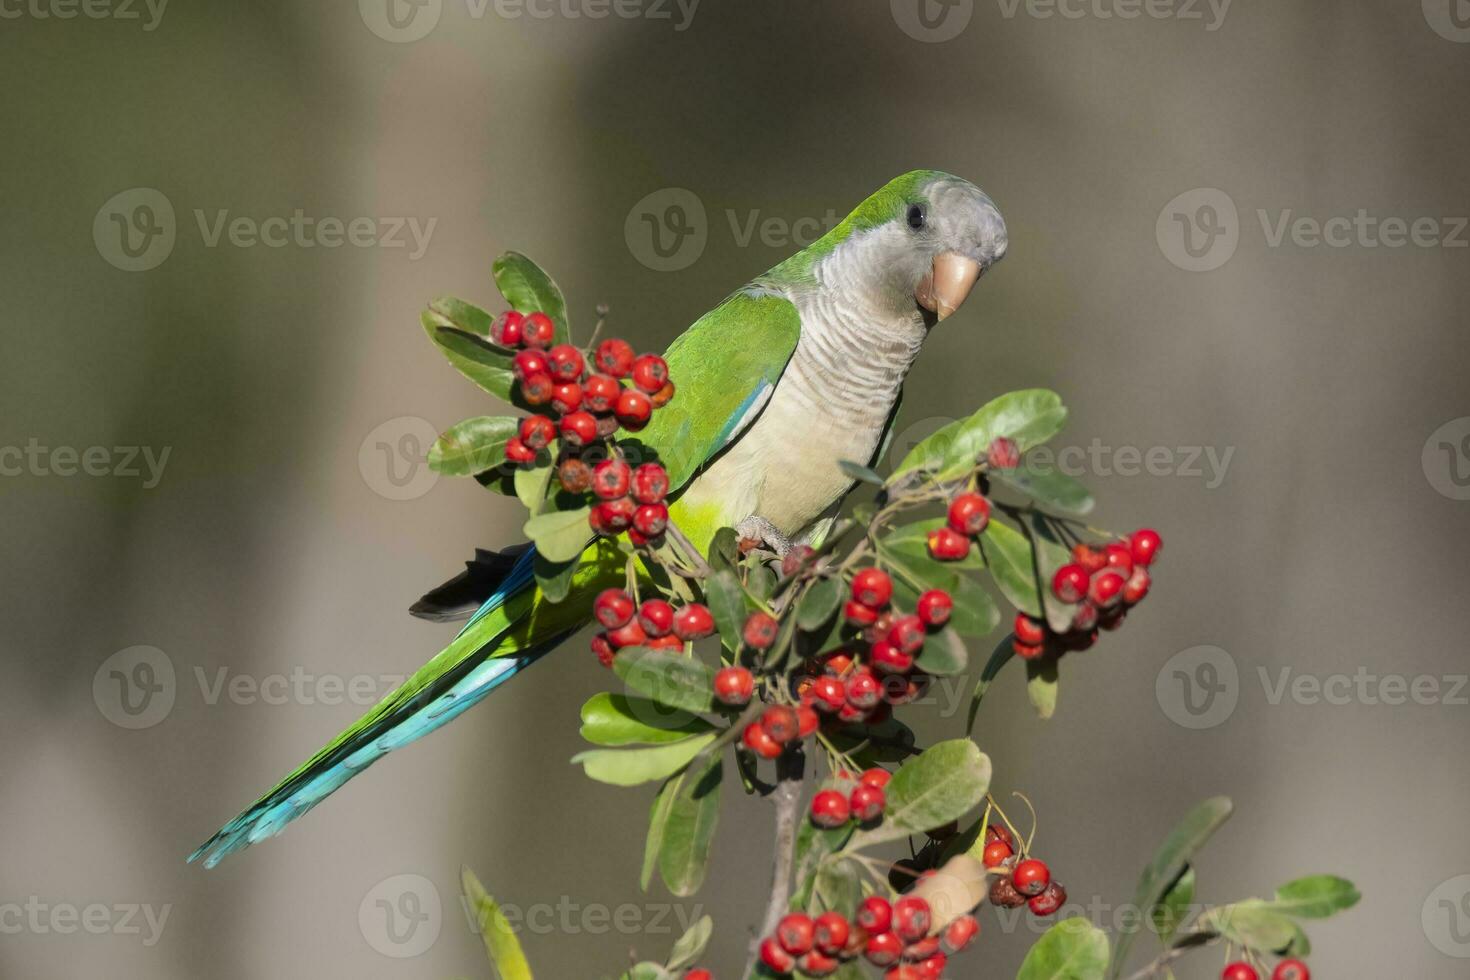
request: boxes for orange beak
[915,252,983,321]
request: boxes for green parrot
[190,170,1007,867]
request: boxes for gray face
[918,175,1009,270]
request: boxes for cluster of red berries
[759,895,977,978]
[735,698,819,759]
[584,458,673,546]
[1011,527,1162,659]
[980,824,1067,916]
[1222,959,1311,980]
[589,589,714,667]
[810,767,890,827]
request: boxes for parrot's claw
[735,516,793,559]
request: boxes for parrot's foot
[735,516,794,559]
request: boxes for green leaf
[613,647,717,715]
[642,772,683,891]
[968,634,1017,733]
[621,964,672,980]
[1149,866,1195,944]
[1201,900,1300,955]
[837,459,886,485]
[1017,917,1110,980]
[1023,513,1080,634]
[1110,796,1233,978]
[814,855,862,915]
[665,915,713,971]
[792,822,855,909]
[492,251,570,345]
[579,692,714,746]
[797,577,843,632]
[429,295,496,337]
[461,867,534,980]
[980,520,1044,618]
[893,389,1067,483]
[533,550,578,603]
[429,416,518,477]
[878,542,999,637]
[514,460,555,515]
[915,625,968,676]
[1269,875,1361,918]
[850,739,991,847]
[703,570,747,654]
[1026,654,1060,720]
[659,757,723,897]
[885,521,985,569]
[571,734,715,787]
[708,527,740,575]
[421,310,517,401]
[992,463,1095,516]
[523,507,592,563]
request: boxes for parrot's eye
[906,204,926,230]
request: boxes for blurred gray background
[2,1,1468,977]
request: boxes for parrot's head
[812,170,1007,324]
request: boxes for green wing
[636,287,803,490]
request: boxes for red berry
[1013,639,1045,660]
[519,372,554,405]
[545,343,584,383]
[651,380,676,408]
[684,970,712,980]
[592,459,631,499]
[633,503,669,538]
[759,935,795,974]
[988,436,1021,469]
[1072,543,1108,573]
[637,599,675,637]
[615,388,653,430]
[888,615,926,655]
[593,338,635,377]
[893,896,932,943]
[776,913,814,955]
[798,950,839,976]
[915,952,947,978]
[870,641,914,675]
[986,823,1016,848]
[781,545,815,577]
[1221,963,1260,980]
[846,671,881,709]
[761,704,800,743]
[810,789,850,828]
[590,632,616,667]
[941,914,979,953]
[582,373,620,413]
[1052,563,1090,603]
[927,526,970,561]
[742,722,783,759]
[672,603,714,641]
[1088,570,1126,609]
[1028,880,1067,916]
[631,354,670,394]
[504,436,536,464]
[844,600,880,626]
[550,382,583,415]
[821,651,855,676]
[915,589,953,628]
[1071,600,1100,632]
[713,666,753,706]
[631,463,670,504]
[519,415,556,450]
[810,675,845,712]
[593,589,635,629]
[646,633,684,651]
[948,493,991,535]
[1104,541,1134,577]
[1271,960,1310,980]
[863,930,903,967]
[860,767,891,789]
[1014,613,1046,646]
[849,783,886,821]
[489,310,525,347]
[512,349,548,379]
[851,567,894,609]
[521,311,555,348]
[591,496,636,535]
[1130,528,1163,566]
[813,912,850,956]
[797,704,819,737]
[1123,567,1151,605]
[856,896,892,934]
[606,618,647,649]
[743,611,779,650]
[982,839,1013,868]
[559,411,598,449]
[1012,858,1050,897]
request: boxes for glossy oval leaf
[893,389,1067,483]
[915,625,968,676]
[421,310,517,401]
[797,576,844,632]
[429,295,495,338]
[659,758,723,897]
[1017,917,1110,980]
[571,734,715,787]
[1270,875,1360,918]
[461,867,534,980]
[666,915,714,971]
[580,692,713,746]
[493,251,570,345]
[850,739,991,847]
[992,464,1096,516]
[429,415,517,476]
[523,506,592,563]
[613,647,717,715]
[980,520,1044,618]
